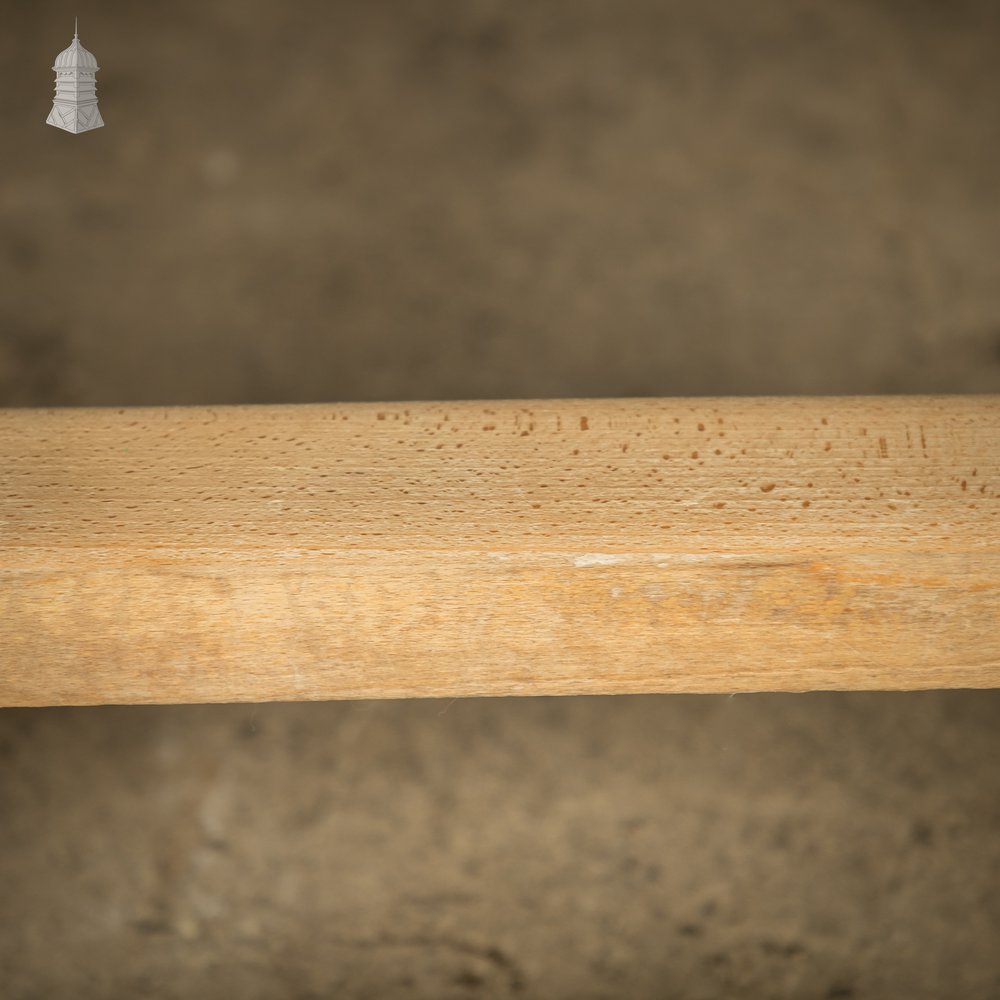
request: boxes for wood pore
[1,396,998,706]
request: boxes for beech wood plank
[1,395,998,706]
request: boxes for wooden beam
[1,396,998,706]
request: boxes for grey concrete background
[1,1,999,997]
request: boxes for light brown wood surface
[1,396,998,706]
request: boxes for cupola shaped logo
[46,19,104,134]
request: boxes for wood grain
[1,396,998,706]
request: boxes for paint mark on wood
[574,554,626,567]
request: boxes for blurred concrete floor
[1,1,999,997]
